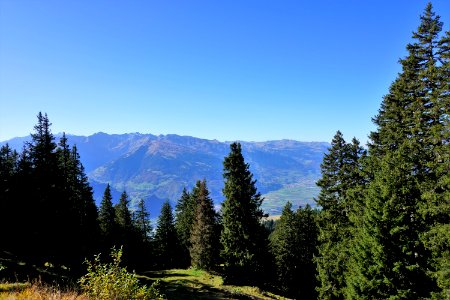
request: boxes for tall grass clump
[79,247,164,300]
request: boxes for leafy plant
[79,247,164,300]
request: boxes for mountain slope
[1,133,328,216]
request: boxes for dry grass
[0,282,87,300]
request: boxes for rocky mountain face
[1,133,328,216]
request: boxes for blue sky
[1,1,449,144]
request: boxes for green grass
[140,268,290,300]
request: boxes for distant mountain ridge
[1,133,329,216]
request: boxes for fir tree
[132,198,154,270]
[269,202,298,297]
[189,179,219,270]
[98,184,117,248]
[26,112,63,263]
[315,131,365,300]
[154,200,179,269]
[421,19,450,300]
[0,144,19,251]
[115,191,133,233]
[295,205,319,299]
[346,4,447,298]
[220,142,267,285]
[174,187,197,267]
[133,199,152,243]
[56,134,99,267]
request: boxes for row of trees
[149,142,319,298]
[1,112,315,296]
[315,4,450,299]
[0,113,99,272]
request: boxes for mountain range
[1,133,329,217]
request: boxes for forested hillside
[0,3,449,300]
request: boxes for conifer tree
[421,19,450,300]
[154,200,179,269]
[315,131,365,300]
[98,184,117,248]
[133,199,152,243]
[175,187,197,267]
[56,134,99,266]
[269,202,298,296]
[0,144,19,251]
[346,4,447,298]
[69,144,99,262]
[115,191,133,233]
[220,142,267,285]
[189,179,219,270]
[27,112,63,262]
[131,198,154,269]
[295,205,319,299]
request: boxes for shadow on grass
[140,272,257,300]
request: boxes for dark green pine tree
[0,144,19,251]
[98,184,117,248]
[26,112,63,263]
[56,134,99,267]
[189,179,219,270]
[420,12,450,299]
[220,142,268,285]
[295,205,319,300]
[115,191,133,244]
[114,190,135,266]
[315,131,365,300]
[154,200,180,269]
[270,203,319,299]
[133,199,152,243]
[115,191,133,237]
[175,187,197,267]
[269,202,298,297]
[69,144,99,263]
[131,198,154,270]
[346,4,446,298]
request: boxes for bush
[79,247,164,300]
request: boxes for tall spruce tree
[346,4,447,298]
[27,112,66,263]
[115,191,133,234]
[69,144,99,264]
[98,184,117,248]
[133,199,152,243]
[154,200,179,269]
[189,179,219,270]
[0,144,19,251]
[56,134,99,266]
[220,142,267,285]
[270,202,319,299]
[269,202,298,297]
[315,131,365,300]
[132,198,154,269]
[175,187,197,267]
[421,16,450,299]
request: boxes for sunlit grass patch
[142,268,290,300]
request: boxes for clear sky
[1,1,449,144]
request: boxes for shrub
[79,247,164,300]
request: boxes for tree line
[1,3,449,299]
